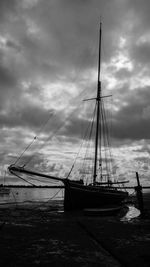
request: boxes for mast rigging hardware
[83,95,112,102]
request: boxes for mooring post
[135,172,144,217]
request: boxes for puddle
[121,205,140,222]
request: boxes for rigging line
[11,190,18,208]
[13,70,97,167]
[13,76,97,168]
[102,100,113,171]
[102,100,114,181]
[84,105,96,164]
[81,104,96,161]
[37,111,55,135]
[102,103,108,171]
[99,100,110,180]
[67,103,97,179]
[15,92,85,167]
[109,96,116,176]
[14,137,37,165]
[48,188,62,201]
[10,171,36,186]
[100,103,104,173]
[24,175,59,184]
[14,111,55,165]
[24,91,94,168]
[101,100,110,176]
[31,188,63,215]
[11,26,99,167]
[99,100,103,179]
[81,103,97,179]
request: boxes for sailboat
[8,23,128,210]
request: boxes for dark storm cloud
[61,115,89,140]
[129,0,150,27]
[114,68,133,79]
[0,0,18,20]
[0,64,16,88]
[131,42,150,66]
[0,0,143,115]
[0,104,54,130]
[112,86,150,140]
[0,0,148,87]
[62,84,150,142]
[6,39,21,52]
[117,1,150,69]
[20,0,129,72]
[0,62,19,109]
[113,119,150,140]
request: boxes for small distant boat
[0,186,10,195]
[8,22,129,210]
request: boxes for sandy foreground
[0,198,150,267]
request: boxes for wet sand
[0,198,150,267]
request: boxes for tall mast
[93,22,102,184]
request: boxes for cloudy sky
[1,0,150,185]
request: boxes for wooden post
[135,172,144,217]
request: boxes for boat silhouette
[8,22,128,210]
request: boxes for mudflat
[0,199,150,266]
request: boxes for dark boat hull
[84,206,122,216]
[64,180,128,210]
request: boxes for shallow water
[0,188,64,204]
[1,188,149,221]
[121,205,140,221]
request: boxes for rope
[12,73,98,168]
[67,103,97,180]
[47,188,62,201]
[11,189,18,208]
[81,103,97,181]
[18,94,91,168]
[14,137,37,165]
[11,171,36,186]
[13,111,55,165]
[27,175,59,184]
[98,98,114,183]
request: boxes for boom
[8,165,66,183]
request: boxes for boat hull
[64,180,128,210]
[84,206,122,216]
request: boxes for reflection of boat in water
[8,22,128,210]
